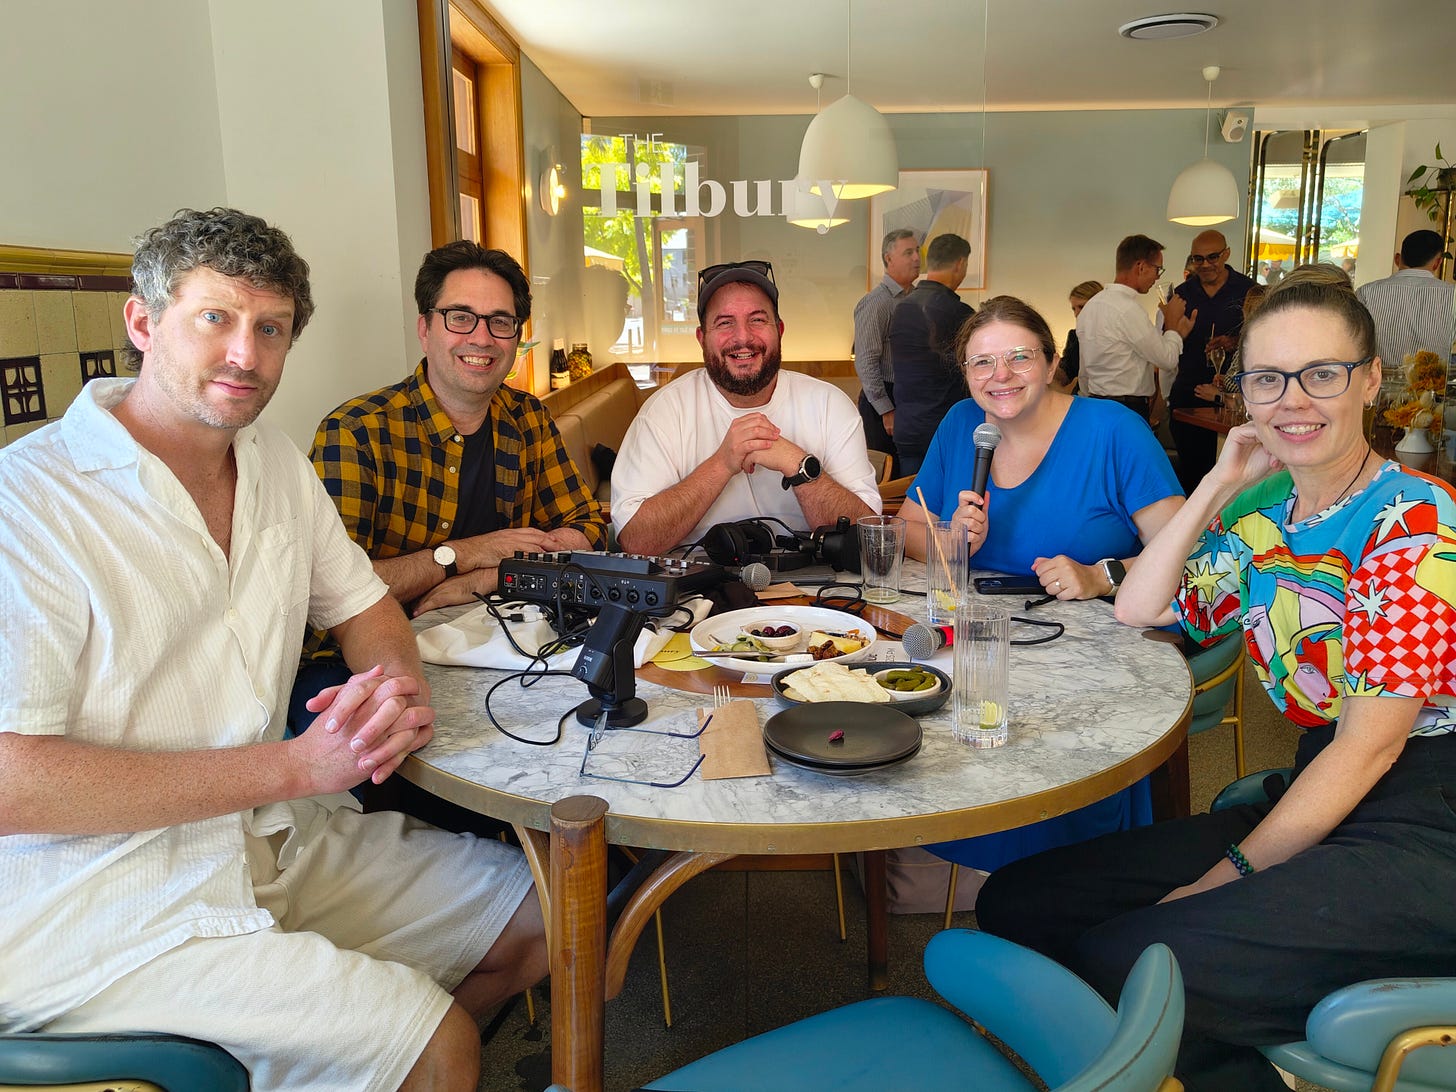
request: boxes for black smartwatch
[1099,558,1127,593]
[433,543,459,578]
[781,454,822,489]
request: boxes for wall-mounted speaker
[1220,110,1250,143]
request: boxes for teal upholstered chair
[642,929,1184,1092]
[0,1030,248,1090]
[1185,631,1248,777]
[1214,768,1456,1091]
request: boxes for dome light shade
[785,177,849,233]
[1167,157,1240,225]
[798,93,898,201]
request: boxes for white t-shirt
[0,379,389,1030]
[1076,283,1183,398]
[611,368,881,547]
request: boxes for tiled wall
[0,274,134,448]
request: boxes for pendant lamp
[796,2,898,201]
[1167,66,1240,226]
[787,76,851,231]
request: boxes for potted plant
[1405,144,1456,222]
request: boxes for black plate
[771,661,951,717]
[762,701,922,768]
[767,739,922,777]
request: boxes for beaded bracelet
[1225,843,1255,877]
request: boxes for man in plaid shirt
[311,242,606,620]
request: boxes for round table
[404,562,1192,1092]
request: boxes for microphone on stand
[901,622,954,660]
[969,421,1002,504]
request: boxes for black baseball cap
[696,260,779,325]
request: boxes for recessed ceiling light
[1118,13,1220,40]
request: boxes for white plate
[689,605,875,676]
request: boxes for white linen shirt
[610,368,881,547]
[1075,282,1184,399]
[0,379,389,1031]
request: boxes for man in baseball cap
[613,259,880,555]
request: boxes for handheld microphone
[724,561,772,591]
[902,622,953,660]
[970,421,1002,504]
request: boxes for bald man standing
[1170,229,1256,491]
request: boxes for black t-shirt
[454,426,500,538]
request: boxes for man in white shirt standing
[1077,233,1197,425]
[0,208,543,1092]
[1357,229,1456,402]
[613,259,880,555]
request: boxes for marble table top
[406,562,1192,854]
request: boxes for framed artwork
[868,169,989,292]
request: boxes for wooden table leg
[864,849,888,991]
[549,795,610,1092]
[1150,731,1192,821]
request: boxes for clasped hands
[297,665,436,791]
[953,489,1108,600]
[715,411,805,479]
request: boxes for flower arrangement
[1383,349,1448,448]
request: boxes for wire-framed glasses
[1235,357,1373,405]
[578,709,708,788]
[966,346,1043,378]
[428,307,523,338]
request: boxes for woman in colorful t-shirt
[976,273,1456,1091]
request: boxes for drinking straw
[916,486,958,598]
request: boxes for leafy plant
[1405,143,1456,222]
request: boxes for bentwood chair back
[642,930,1184,1091]
[0,1030,248,1091]
[1213,768,1456,1091]
[1186,631,1248,777]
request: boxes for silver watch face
[434,545,457,566]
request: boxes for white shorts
[47,808,534,1092]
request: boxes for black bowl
[770,660,951,717]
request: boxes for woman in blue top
[899,296,1186,874]
[902,295,1184,600]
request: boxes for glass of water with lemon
[952,601,1010,748]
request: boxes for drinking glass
[925,520,966,626]
[951,601,1010,748]
[857,515,906,604]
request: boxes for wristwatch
[1099,558,1127,594]
[781,453,823,490]
[433,543,459,578]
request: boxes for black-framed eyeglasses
[427,307,523,338]
[1235,357,1374,404]
[1188,250,1228,265]
[697,260,776,290]
[966,346,1043,377]
[1142,261,1165,277]
[578,709,708,788]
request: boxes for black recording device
[499,550,760,609]
[701,516,859,573]
[571,601,649,727]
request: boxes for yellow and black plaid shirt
[303,361,605,659]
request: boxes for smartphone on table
[973,575,1045,596]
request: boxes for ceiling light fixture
[787,75,851,233]
[1118,12,1219,40]
[1167,65,1240,227]
[796,0,898,201]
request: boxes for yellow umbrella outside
[1327,237,1359,258]
[1254,227,1299,261]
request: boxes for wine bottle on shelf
[549,339,569,390]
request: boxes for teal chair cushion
[0,1031,248,1091]
[1186,633,1243,734]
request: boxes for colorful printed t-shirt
[1175,460,1456,735]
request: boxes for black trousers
[857,386,896,475]
[975,728,1456,1092]
[1088,392,1151,422]
[1170,399,1218,494]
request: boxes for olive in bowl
[746,621,801,651]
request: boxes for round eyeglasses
[1235,357,1373,404]
[428,307,523,338]
[966,346,1043,377]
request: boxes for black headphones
[702,519,778,566]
